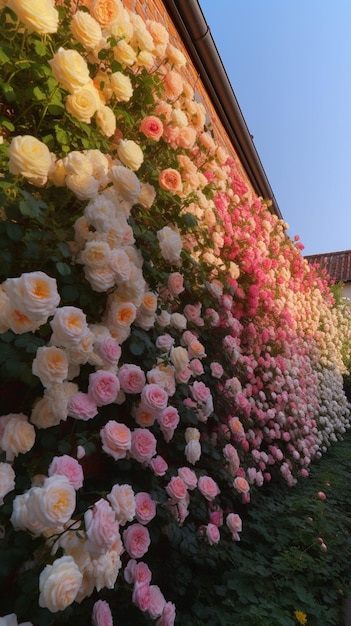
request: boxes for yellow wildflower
[294,610,307,625]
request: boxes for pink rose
[165,476,187,502]
[163,70,183,99]
[189,359,204,376]
[107,483,136,525]
[135,492,157,525]
[141,384,168,414]
[88,370,120,406]
[210,509,223,527]
[158,168,182,194]
[190,381,211,403]
[148,585,166,619]
[205,523,220,545]
[149,455,168,476]
[233,476,250,495]
[97,338,121,367]
[198,475,220,501]
[134,560,152,584]
[158,406,180,443]
[67,391,98,421]
[177,467,197,490]
[118,364,146,394]
[132,582,151,612]
[226,512,242,541]
[130,428,157,463]
[0,462,15,504]
[183,303,203,325]
[210,362,224,379]
[123,523,151,559]
[167,272,184,296]
[92,600,113,626]
[100,421,131,460]
[124,558,137,584]
[48,455,83,490]
[156,601,176,626]
[155,334,174,351]
[85,498,120,556]
[176,126,197,150]
[140,116,164,141]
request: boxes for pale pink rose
[177,467,197,490]
[185,440,201,465]
[107,483,136,525]
[124,558,137,584]
[176,126,197,150]
[226,513,242,541]
[148,585,166,619]
[67,391,98,421]
[154,100,172,121]
[132,403,156,428]
[190,381,211,403]
[0,462,15,504]
[101,421,131,460]
[135,492,157,525]
[158,168,182,194]
[210,362,224,379]
[147,365,175,397]
[210,509,223,527]
[156,601,176,626]
[118,364,146,394]
[140,384,168,413]
[50,306,88,347]
[88,370,120,406]
[123,523,151,559]
[149,455,168,476]
[97,337,121,367]
[189,359,204,376]
[175,367,192,384]
[140,116,164,141]
[170,312,187,330]
[158,406,180,442]
[163,70,183,100]
[92,600,113,626]
[198,476,220,501]
[134,561,152,584]
[130,429,157,463]
[167,272,184,296]
[39,555,82,613]
[77,445,85,459]
[155,334,174,351]
[233,476,250,495]
[205,523,220,545]
[48,455,83,490]
[165,476,187,502]
[0,413,35,462]
[132,582,151,612]
[223,444,240,474]
[4,271,60,322]
[85,498,120,555]
[30,475,76,527]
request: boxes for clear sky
[199,0,351,256]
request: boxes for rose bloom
[4,271,59,322]
[67,391,98,421]
[110,71,133,102]
[133,404,156,428]
[158,406,180,443]
[0,462,15,505]
[226,513,242,541]
[155,334,174,351]
[147,364,175,397]
[6,0,59,34]
[118,363,146,394]
[48,455,83,490]
[138,182,156,209]
[206,523,220,545]
[88,370,120,406]
[97,337,121,368]
[163,70,183,100]
[66,86,99,124]
[148,585,166,620]
[170,312,187,330]
[70,10,102,51]
[166,476,187,502]
[129,428,156,465]
[8,135,54,186]
[178,467,197,490]
[132,581,151,613]
[79,240,111,268]
[140,384,168,414]
[109,248,132,284]
[101,420,131,460]
[0,413,35,462]
[117,140,144,171]
[168,272,184,296]
[29,474,76,527]
[149,455,168,476]
[157,227,182,264]
[176,127,197,150]
[92,600,113,626]
[198,476,220,501]
[210,362,224,379]
[123,523,151,559]
[158,601,176,626]
[96,105,116,137]
[110,165,141,204]
[107,483,136,525]
[39,556,83,613]
[135,492,157,525]
[139,116,164,141]
[49,47,90,93]
[158,168,182,194]
[85,498,120,555]
[233,476,250,495]
[32,346,68,388]
[90,0,120,27]
[50,306,88,347]
[113,39,137,67]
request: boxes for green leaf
[33,40,47,57]
[32,85,46,101]
[128,335,145,356]
[5,221,23,241]
[56,261,71,276]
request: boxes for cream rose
[157,226,182,264]
[110,71,133,102]
[32,346,69,388]
[0,413,35,462]
[9,135,54,187]
[70,10,103,51]
[117,140,144,171]
[39,556,83,613]
[110,165,141,203]
[49,48,90,93]
[4,271,60,322]
[50,306,88,347]
[113,40,137,67]
[96,106,116,137]
[6,0,58,34]
[29,475,76,527]
[0,462,15,505]
[66,87,99,124]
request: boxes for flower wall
[0,1,350,624]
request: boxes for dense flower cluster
[0,0,350,623]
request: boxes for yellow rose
[70,10,102,51]
[9,135,54,186]
[117,140,144,171]
[113,39,137,67]
[0,413,35,462]
[66,86,99,124]
[110,71,133,102]
[96,105,116,137]
[39,556,83,613]
[6,0,58,34]
[49,48,90,93]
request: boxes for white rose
[32,346,69,388]
[170,312,187,331]
[50,306,88,347]
[117,140,144,171]
[96,105,116,137]
[84,196,116,231]
[110,165,141,203]
[6,0,58,34]
[109,248,132,283]
[29,475,76,528]
[11,492,47,535]
[66,172,100,200]
[9,135,54,186]
[62,150,93,176]
[66,86,99,124]
[70,10,103,51]
[4,271,60,322]
[185,440,201,465]
[39,556,83,612]
[0,463,15,505]
[157,226,182,264]
[84,265,116,293]
[110,71,133,102]
[49,48,90,93]
[78,240,112,268]
[92,549,122,591]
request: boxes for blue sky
[199,0,351,256]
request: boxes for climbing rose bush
[0,0,350,623]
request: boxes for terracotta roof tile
[305,250,351,283]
